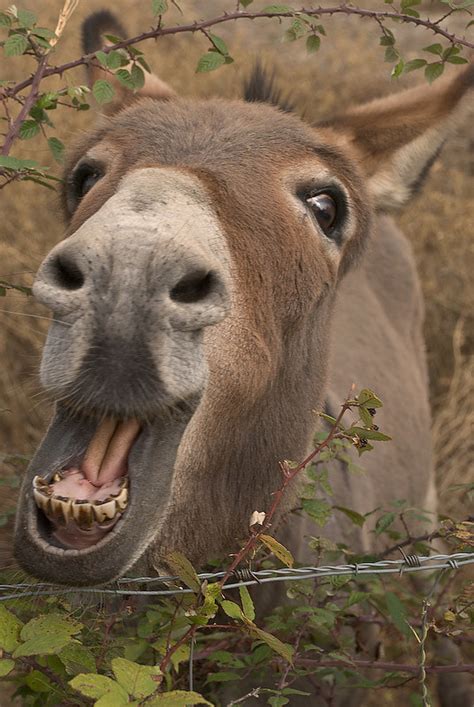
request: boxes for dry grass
[0,3,472,519]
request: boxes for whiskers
[0,309,72,327]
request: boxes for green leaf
[130,63,145,89]
[334,505,366,527]
[384,46,399,63]
[69,674,128,703]
[95,50,108,66]
[391,60,404,79]
[116,68,135,90]
[196,51,226,73]
[14,613,82,657]
[24,670,54,693]
[375,511,396,535]
[240,0,254,6]
[92,79,115,104]
[0,606,23,652]
[262,4,293,13]
[385,591,411,638]
[446,56,468,64]
[207,671,240,682]
[148,691,212,705]
[48,137,65,163]
[221,600,243,620]
[302,497,332,527]
[17,9,36,28]
[357,389,383,409]
[243,619,294,664]
[0,658,15,677]
[344,591,369,609]
[209,33,229,55]
[306,34,320,53]
[112,658,161,699]
[347,427,391,441]
[13,633,72,658]
[425,62,444,84]
[423,43,443,56]
[18,119,39,140]
[32,27,57,40]
[380,34,395,47]
[4,33,29,56]
[239,585,255,621]
[260,534,294,567]
[106,49,127,69]
[404,58,426,73]
[0,12,12,27]
[165,551,201,591]
[152,0,169,15]
[59,642,96,676]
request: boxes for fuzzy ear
[82,10,175,115]
[320,63,473,210]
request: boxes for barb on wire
[1,551,472,602]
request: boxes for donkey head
[14,12,473,585]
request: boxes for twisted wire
[0,552,472,601]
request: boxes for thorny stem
[159,625,197,674]
[218,398,352,589]
[280,658,474,674]
[1,4,473,106]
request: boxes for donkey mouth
[32,418,140,550]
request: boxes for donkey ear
[320,64,473,210]
[82,10,175,116]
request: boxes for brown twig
[1,5,472,104]
[159,625,196,674]
[284,657,474,674]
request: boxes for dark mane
[244,62,293,112]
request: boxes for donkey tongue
[82,418,141,486]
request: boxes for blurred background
[0,0,472,529]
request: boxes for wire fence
[1,551,472,602]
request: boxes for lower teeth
[32,474,128,528]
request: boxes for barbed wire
[1,551,472,602]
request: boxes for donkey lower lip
[14,402,194,585]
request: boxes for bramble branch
[1,4,473,106]
[280,657,474,674]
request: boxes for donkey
[14,5,472,627]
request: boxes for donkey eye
[73,164,103,200]
[306,193,338,235]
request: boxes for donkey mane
[243,61,293,112]
[81,9,127,55]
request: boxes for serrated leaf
[18,120,40,140]
[152,0,169,15]
[0,11,12,27]
[357,389,383,408]
[243,618,294,664]
[13,633,72,657]
[130,63,145,89]
[302,497,332,527]
[147,690,212,705]
[239,585,255,621]
[32,27,56,40]
[17,9,36,28]
[344,591,369,608]
[0,658,15,677]
[196,51,226,73]
[334,505,366,527]
[115,68,135,89]
[209,33,229,55]
[69,674,128,702]
[24,670,54,693]
[385,592,411,638]
[375,511,396,535]
[306,34,320,53]
[92,79,115,104]
[423,43,443,56]
[380,34,395,46]
[221,600,243,620]
[106,49,126,69]
[95,50,108,66]
[347,427,391,441]
[260,534,294,567]
[4,33,28,56]
[48,137,65,163]
[446,56,468,64]
[59,641,96,675]
[404,58,427,73]
[112,658,161,699]
[425,62,444,84]
[165,551,200,591]
[0,605,23,652]
[384,46,399,63]
[20,614,82,642]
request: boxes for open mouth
[32,418,140,550]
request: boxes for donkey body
[13,15,472,694]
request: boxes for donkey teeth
[92,499,117,523]
[72,500,94,527]
[111,486,128,511]
[33,488,51,513]
[33,475,48,488]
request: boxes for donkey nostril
[170,270,214,305]
[51,254,85,291]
